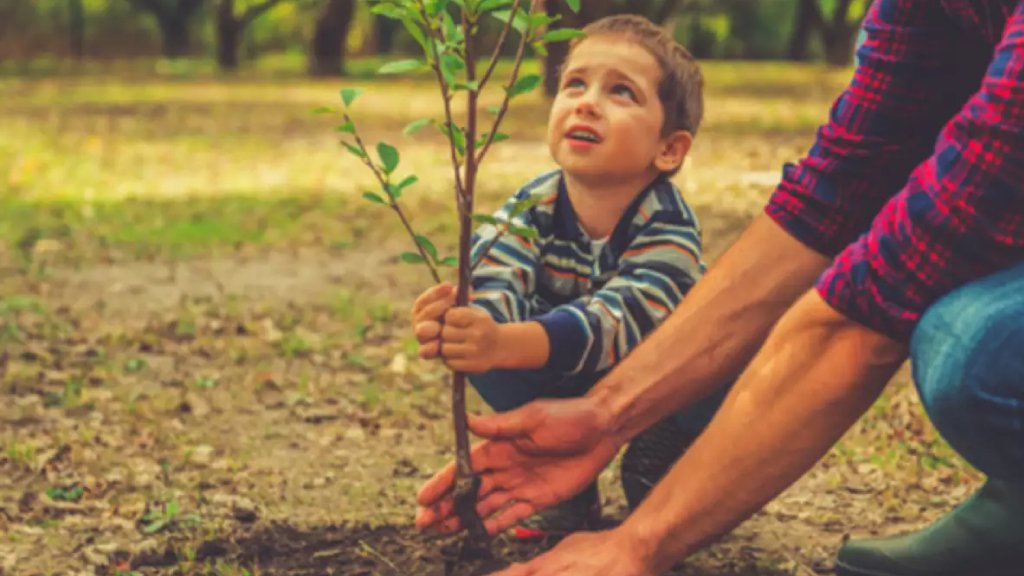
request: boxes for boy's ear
[654,130,692,173]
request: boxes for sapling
[325,0,583,552]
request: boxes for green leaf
[477,132,509,148]
[425,0,450,18]
[312,106,336,115]
[491,9,528,34]
[397,175,419,191]
[400,252,427,264]
[442,122,467,157]
[486,106,502,115]
[472,213,499,225]
[143,520,167,534]
[542,28,586,43]
[370,4,405,19]
[478,0,513,13]
[401,17,430,56]
[377,142,399,174]
[510,226,539,240]
[378,59,424,75]
[340,88,363,107]
[363,192,387,205]
[415,235,439,261]
[342,141,366,159]
[510,194,543,217]
[565,0,580,12]
[440,256,458,267]
[508,74,542,98]
[453,80,481,92]
[335,120,355,134]
[404,118,432,136]
[440,53,465,86]
[532,40,548,57]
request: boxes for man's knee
[912,276,1024,480]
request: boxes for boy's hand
[436,307,505,373]
[411,282,457,361]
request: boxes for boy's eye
[612,83,637,100]
[564,77,585,90]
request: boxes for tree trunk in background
[69,0,85,58]
[217,0,240,70]
[159,12,192,58]
[823,23,858,66]
[542,0,613,97]
[309,0,355,76]
[127,0,205,59]
[788,0,816,61]
[373,15,398,55]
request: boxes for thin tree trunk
[69,0,85,59]
[159,13,191,58]
[309,0,355,77]
[217,0,240,70]
[788,0,818,61]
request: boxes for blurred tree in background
[0,0,871,75]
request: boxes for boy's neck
[563,171,661,239]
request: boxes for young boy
[411,14,720,538]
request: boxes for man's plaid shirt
[767,0,1024,340]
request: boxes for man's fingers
[417,460,458,507]
[415,497,456,530]
[492,562,533,576]
[468,405,537,440]
[475,488,515,519]
[484,499,538,536]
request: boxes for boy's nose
[573,95,600,118]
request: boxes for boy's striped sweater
[470,169,705,376]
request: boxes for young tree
[70,0,86,59]
[325,0,583,551]
[216,0,283,71]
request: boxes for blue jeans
[912,262,1024,483]
[469,365,729,438]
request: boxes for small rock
[389,353,408,375]
[190,445,215,466]
[344,427,366,442]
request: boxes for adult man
[416,2,1024,575]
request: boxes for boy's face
[548,35,685,185]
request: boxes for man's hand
[411,282,457,361]
[492,529,655,576]
[415,397,623,535]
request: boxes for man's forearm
[620,291,908,573]
[590,213,831,442]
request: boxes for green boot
[836,480,1024,576]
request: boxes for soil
[1,207,981,576]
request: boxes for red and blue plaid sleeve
[818,3,1024,340]
[766,1,973,258]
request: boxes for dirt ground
[1,212,980,576]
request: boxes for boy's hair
[571,14,704,139]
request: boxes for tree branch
[475,1,530,167]
[417,1,466,211]
[343,111,441,283]
[478,0,522,91]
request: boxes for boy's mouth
[565,125,602,144]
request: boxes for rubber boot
[836,479,1024,576]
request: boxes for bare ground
[0,206,981,576]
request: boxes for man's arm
[590,213,828,440]
[619,292,907,574]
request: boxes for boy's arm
[531,214,703,376]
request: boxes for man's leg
[837,262,1024,576]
